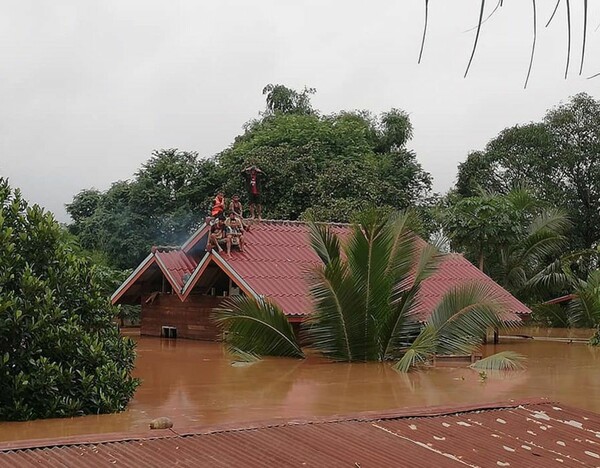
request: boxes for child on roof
[207,215,230,255]
[225,211,245,256]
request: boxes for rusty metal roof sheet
[1,399,599,467]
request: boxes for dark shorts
[249,193,261,204]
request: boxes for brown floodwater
[1,328,599,443]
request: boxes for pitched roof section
[225,221,350,316]
[224,220,530,320]
[2,399,600,467]
[154,250,197,291]
[415,253,531,321]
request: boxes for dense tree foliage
[68,86,433,269]
[0,179,139,421]
[443,188,571,304]
[67,149,220,268]
[454,93,600,251]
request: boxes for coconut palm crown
[213,210,520,371]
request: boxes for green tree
[214,211,519,371]
[67,149,220,268]
[454,93,600,250]
[217,95,432,222]
[262,83,316,115]
[0,179,139,421]
[444,189,571,304]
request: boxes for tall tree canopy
[0,179,139,421]
[454,93,600,251]
[67,149,220,268]
[68,86,432,269]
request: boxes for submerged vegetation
[214,210,523,371]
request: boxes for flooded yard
[1,330,599,443]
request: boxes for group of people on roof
[206,165,265,258]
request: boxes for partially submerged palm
[214,211,515,371]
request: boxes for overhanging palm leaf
[309,222,341,266]
[213,296,304,358]
[470,351,526,371]
[393,325,436,372]
[395,283,510,372]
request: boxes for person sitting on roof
[211,191,226,218]
[207,215,230,255]
[225,211,245,255]
[228,194,250,232]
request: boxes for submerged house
[112,220,531,340]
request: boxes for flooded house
[111,220,531,341]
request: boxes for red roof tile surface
[226,221,530,320]
[154,250,198,290]
[2,399,599,467]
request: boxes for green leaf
[470,351,526,371]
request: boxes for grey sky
[2,1,599,222]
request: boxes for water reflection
[1,333,599,443]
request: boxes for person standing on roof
[241,165,264,220]
[211,191,226,218]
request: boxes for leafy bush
[0,179,139,421]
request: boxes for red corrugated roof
[225,221,530,320]
[154,250,197,290]
[2,399,599,467]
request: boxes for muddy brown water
[1,329,599,443]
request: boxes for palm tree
[566,270,600,345]
[494,207,571,299]
[214,211,521,371]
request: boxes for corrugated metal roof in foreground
[2,399,600,467]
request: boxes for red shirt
[250,173,259,195]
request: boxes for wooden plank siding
[140,294,225,341]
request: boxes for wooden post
[493,327,499,344]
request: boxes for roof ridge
[257,219,353,227]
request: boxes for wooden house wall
[141,294,225,341]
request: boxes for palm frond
[429,283,506,355]
[524,0,537,89]
[213,296,304,358]
[464,0,486,78]
[470,351,526,371]
[580,0,588,75]
[309,222,341,266]
[346,218,395,360]
[382,242,441,359]
[565,0,571,79]
[568,270,600,328]
[305,259,366,361]
[418,0,429,64]
[229,347,261,363]
[545,0,561,28]
[393,325,437,373]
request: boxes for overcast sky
[2,1,599,222]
